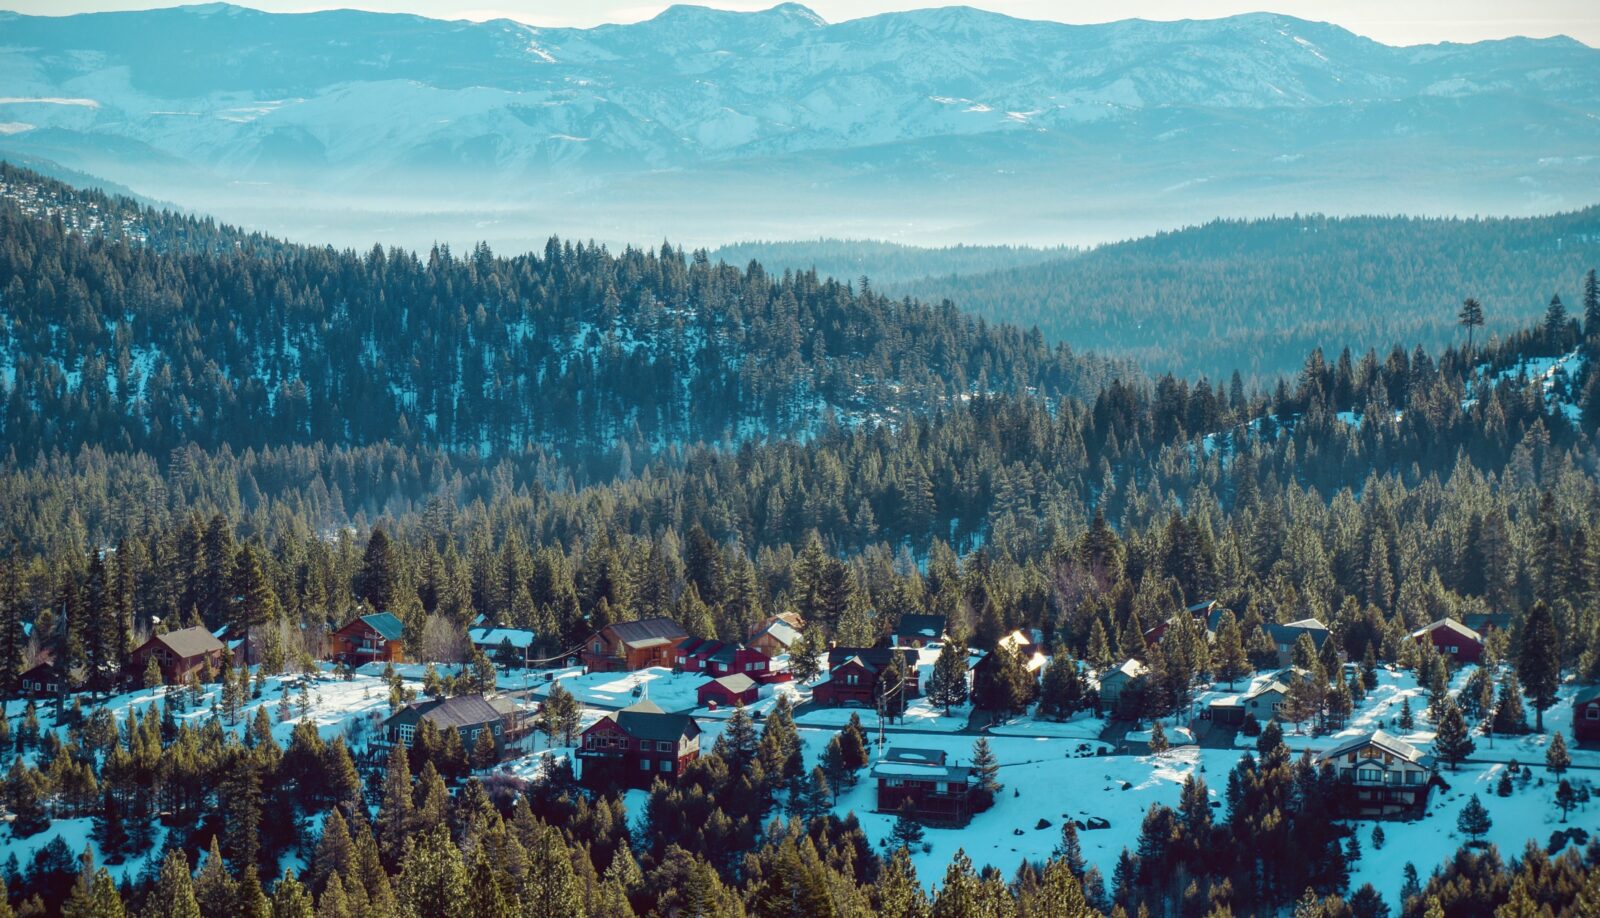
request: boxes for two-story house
[577,699,701,789]
[579,618,689,673]
[1410,618,1484,665]
[676,638,780,682]
[872,746,980,827]
[328,612,407,665]
[811,647,920,712]
[1318,730,1436,818]
[130,626,226,684]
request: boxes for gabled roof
[391,693,502,731]
[1101,659,1148,682]
[147,626,225,659]
[1575,685,1600,706]
[893,614,947,640]
[707,673,757,694]
[610,698,700,742]
[1410,618,1482,643]
[469,627,537,649]
[607,617,689,648]
[826,647,917,672]
[1267,620,1331,648]
[1317,729,1425,765]
[358,612,405,642]
[872,747,972,781]
[831,654,878,674]
[752,619,801,648]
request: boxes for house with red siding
[328,612,407,665]
[1575,686,1600,745]
[811,647,919,713]
[1410,618,1483,665]
[872,746,979,827]
[676,638,781,683]
[130,627,226,684]
[577,699,701,789]
[697,673,760,708]
[579,618,689,672]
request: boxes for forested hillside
[3,165,1600,917]
[893,210,1600,379]
[707,240,1077,288]
[0,164,1118,479]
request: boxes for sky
[3,0,1597,48]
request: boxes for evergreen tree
[926,636,970,715]
[890,799,924,851]
[1545,730,1571,778]
[1458,297,1485,351]
[1147,720,1169,756]
[396,828,468,918]
[971,737,1001,810]
[1517,600,1561,732]
[1213,610,1250,688]
[1433,699,1475,771]
[1456,794,1491,842]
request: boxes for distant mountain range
[1,3,1597,248]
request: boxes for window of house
[1357,767,1381,783]
[1405,771,1421,785]
[1448,645,1458,654]
[593,641,603,654]
[846,674,859,685]
[585,735,596,749]
[639,759,650,771]
[1586,707,1599,720]
[398,724,415,746]
[661,760,672,772]
[658,740,672,752]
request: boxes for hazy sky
[5,0,1597,47]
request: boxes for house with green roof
[328,611,407,664]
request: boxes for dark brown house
[579,618,689,672]
[1575,685,1600,745]
[872,746,979,827]
[18,660,62,697]
[130,627,225,684]
[577,699,701,789]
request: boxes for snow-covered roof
[1317,729,1425,765]
[1410,618,1481,643]
[1102,658,1148,682]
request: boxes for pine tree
[193,837,237,917]
[1147,720,1169,756]
[1038,646,1085,721]
[788,627,822,684]
[396,827,468,918]
[271,869,315,918]
[1545,730,1571,778]
[1433,699,1475,771]
[1398,697,1414,730]
[712,703,758,771]
[890,799,925,851]
[874,846,929,918]
[971,737,1001,810]
[1517,600,1562,732]
[926,637,969,715]
[1584,268,1600,337]
[359,528,401,613]
[1458,297,1485,351]
[1544,294,1571,349]
[1555,779,1578,822]
[1213,611,1249,688]
[376,744,414,867]
[1456,794,1491,841]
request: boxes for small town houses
[130,626,226,684]
[328,611,407,665]
[1317,730,1437,818]
[579,617,689,672]
[577,698,702,789]
[812,647,921,712]
[383,693,507,756]
[1096,659,1148,713]
[676,637,782,682]
[872,746,980,827]
[1410,618,1485,664]
[1576,685,1600,744]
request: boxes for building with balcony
[1317,730,1436,819]
[872,746,979,827]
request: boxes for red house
[328,612,407,665]
[811,647,919,712]
[1410,618,1483,665]
[676,638,784,683]
[577,699,701,789]
[872,746,979,827]
[130,627,225,684]
[1575,686,1600,744]
[580,618,689,673]
[697,673,760,708]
